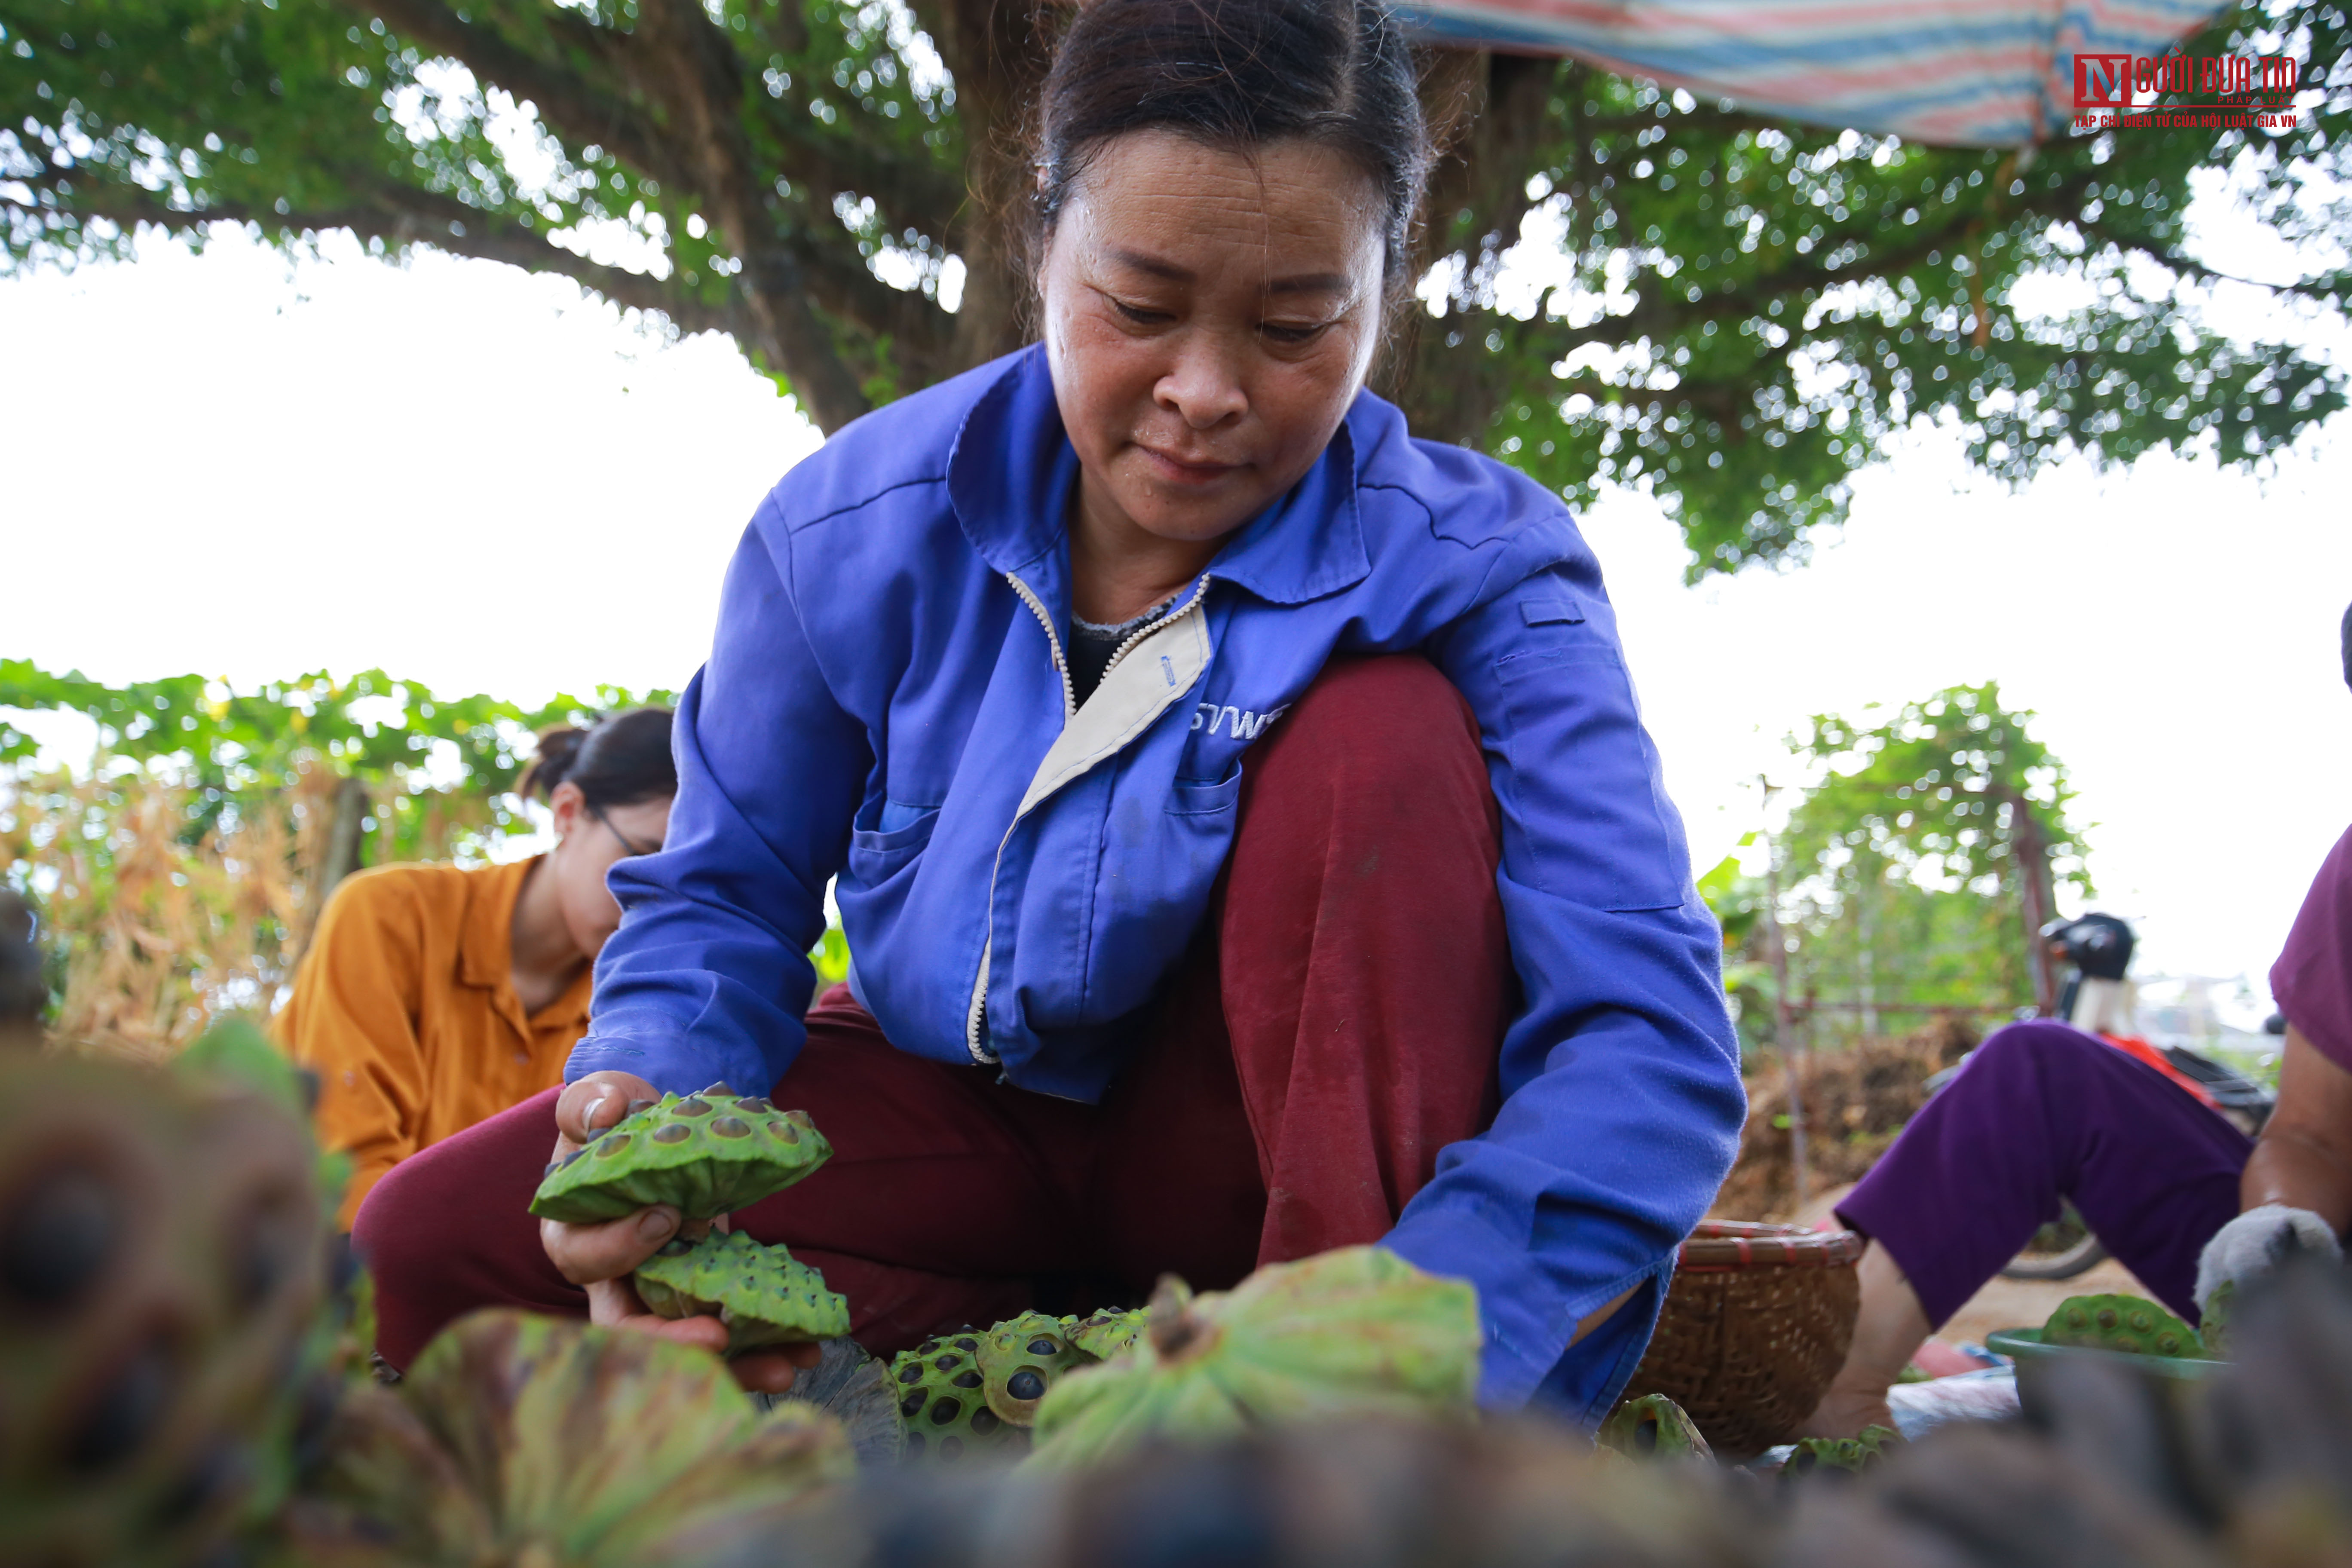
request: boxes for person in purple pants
[1802,607,2352,1438]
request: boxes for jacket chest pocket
[846,804,940,886]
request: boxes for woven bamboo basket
[1619,1220,1865,1459]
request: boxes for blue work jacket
[570,345,1744,1421]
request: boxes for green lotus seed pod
[2042,1293,2202,1358]
[1062,1306,1148,1362]
[2200,1281,2236,1359]
[979,1311,1095,1428]
[529,1089,830,1223]
[888,1329,1028,1464]
[1026,1246,1481,1471]
[1597,1393,1713,1464]
[1780,1424,1897,1481]
[631,1230,849,1352]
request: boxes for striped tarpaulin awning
[1393,0,2225,146]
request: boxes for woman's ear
[548,780,587,843]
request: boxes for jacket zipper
[1099,574,1210,683]
[964,572,1210,1065]
[967,573,1072,1062]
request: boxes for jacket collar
[946,345,1371,607]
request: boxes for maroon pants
[356,655,1512,1369]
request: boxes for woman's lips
[1136,444,1242,486]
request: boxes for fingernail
[637,1207,678,1243]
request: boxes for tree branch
[345,0,692,193]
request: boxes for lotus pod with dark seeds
[979,1311,1096,1428]
[1026,1246,1481,1470]
[1,1046,329,1568]
[632,1228,849,1351]
[1062,1305,1147,1362]
[281,1309,851,1566]
[889,1329,1029,1464]
[2043,1293,2204,1359]
[528,1086,830,1224]
[1598,1393,1715,1464]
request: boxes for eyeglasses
[588,802,662,859]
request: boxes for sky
[3,222,2348,1017]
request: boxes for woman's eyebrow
[1104,248,1347,297]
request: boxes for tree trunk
[317,777,372,910]
[2009,794,2058,1016]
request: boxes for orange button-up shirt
[273,857,592,1228]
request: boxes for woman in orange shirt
[275,708,676,1228]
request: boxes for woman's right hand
[538,1070,816,1394]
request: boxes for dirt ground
[1791,1182,2153,1352]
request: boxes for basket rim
[1678,1219,1865,1270]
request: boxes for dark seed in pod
[941,1436,964,1459]
[709,1116,751,1139]
[659,1238,694,1256]
[905,1431,925,1457]
[69,1335,175,1472]
[934,1354,962,1370]
[3,1167,117,1311]
[900,1392,926,1418]
[1007,1369,1047,1402]
[675,1097,712,1117]
[652,1124,692,1145]
[594,1134,632,1158]
[627,1099,655,1114]
[767,1120,799,1144]
[701,1082,737,1097]
[543,1162,559,1176]
[898,1364,923,1385]
[2095,1308,2119,1329]
[954,1337,979,1352]
[736,1096,772,1114]
[560,1148,585,1167]
[918,1340,941,1354]
[1027,1337,1061,1357]
[952,1370,982,1388]
[929,1398,961,1425]
[970,1408,1001,1435]
[230,1191,306,1310]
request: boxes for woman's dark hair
[519,707,676,808]
[1031,0,1431,300]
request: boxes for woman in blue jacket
[358,0,1744,1426]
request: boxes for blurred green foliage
[1702,683,2085,1048]
[0,658,672,864]
[2,0,2341,575]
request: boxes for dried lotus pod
[1597,1393,1715,1464]
[2043,1293,2203,1359]
[631,1229,849,1352]
[979,1311,1094,1427]
[1061,1306,1147,1362]
[888,1329,1029,1464]
[287,1310,851,1567]
[529,1087,830,1224]
[1026,1246,1481,1471]
[0,1048,328,1568]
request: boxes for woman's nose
[1154,340,1247,429]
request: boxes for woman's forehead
[1063,131,1382,281]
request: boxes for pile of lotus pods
[5,890,2349,1568]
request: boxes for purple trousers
[1835,1020,2253,1328]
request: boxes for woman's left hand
[540,1070,821,1395]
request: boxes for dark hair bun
[520,726,590,803]
[518,708,677,809]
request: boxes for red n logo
[2073,53,2132,107]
